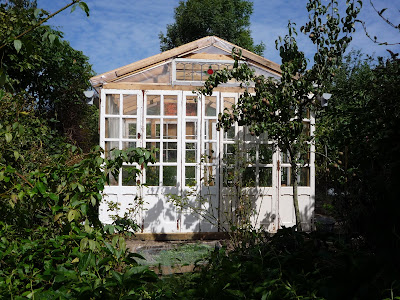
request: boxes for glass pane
[259,168,272,187]
[223,97,235,114]
[224,125,235,140]
[164,95,177,116]
[223,167,234,187]
[105,141,119,159]
[106,94,119,115]
[303,121,311,136]
[146,166,159,186]
[176,62,186,81]
[186,143,197,163]
[163,166,177,186]
[245,143,256,163]
[122,166,138,186]
[123,94,137,115]
[185,166,196,186]
[300,144,311,164]
[281,167,292,186]
[146,142,160,162]
[204,119,217,140]
[147,95,160,115]
[204,142,217,164]
[186,121,197,139]
[259,144,273,164]
[281,151,290,163]
[203,166,215,186]
[205,96,217,116]
[105,118,119,138]
[186,96,197,116]
[146,119,160,139]
[163,142,177,162]
[107,170,118,186]
[123,118,136,139]
[163,119,177,139]
[299,167,310,186]
[243,167,256,187]
[122,141,136,150]
[223,144,236,165]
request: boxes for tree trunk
[291,164,302,231]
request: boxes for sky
[35,0,400,76]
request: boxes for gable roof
[90,36,281,88]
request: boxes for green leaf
[48,34,56,45]
[34,8,42,18]
[37,181,46,195]
[78,2,90,17]
[5,133,12,143]
[13,151,19,160]
[67,209,77,222]
[14,40,22,53]
[88,239,96,251]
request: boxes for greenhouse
[90,36,315,234]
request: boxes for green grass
[138,243,212,266]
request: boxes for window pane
[105,141,118,159]
[204,142,217,164]
[146,142,160,162]
[243,167,256,187]
[163,119,177,139]
[303,121,311,136]
[223,167,234,187]
[106,94,119,115]
[185,166,196,186]
[122,141,136,150]
[146,119,160,139]
[281,167,292,186]
[224,125,235,140]
[122,166,138,186]
[205,96,217,116]
[163,166,177,186]
[186,121,197,139]
[123,94,137,115]
[204,119,217,140]
[223,144,236,165]
[123,118,136,139]
[259,144,273,164]
[163,142,177,162]
[223,97,235,114]
[146,166,159,186]
[164,95,177,116]
[186,143,197,163]
[107,170,119,186]
[105,118,119,138]
[147,95,160,115]
[259,168,272,187]
[203,166,215,186]
[299,167,310,186]
[186,96,197,116]
[245,144,256,163]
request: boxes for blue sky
[36,0,400,75]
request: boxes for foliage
[0,222,161,299]
[0,1,96,149]
[159,0,265,55]
[199,0,361,230]
[166,228,400,300]
[315,51,400,249]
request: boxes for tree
[159,0,265,55]
[0,1,96,150]
[199,0,361,231]
[316,50,400,247]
